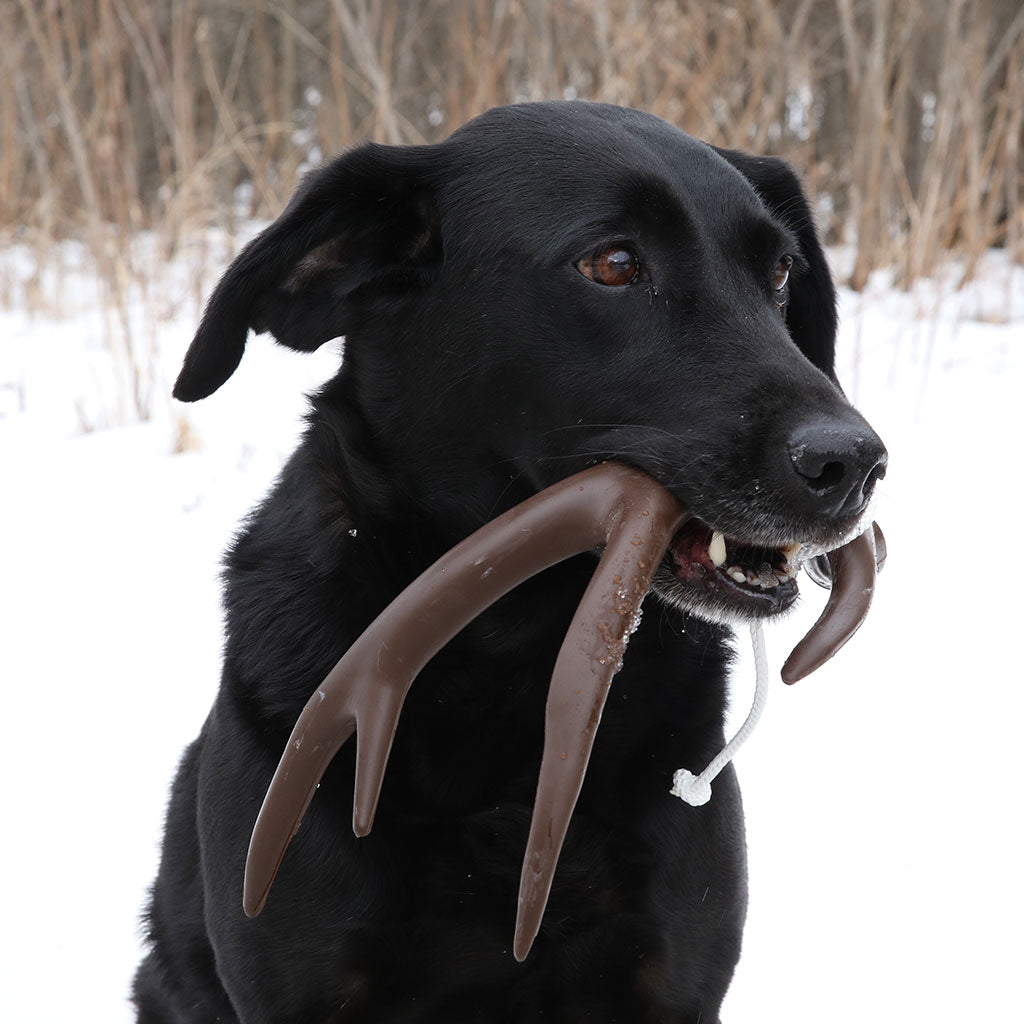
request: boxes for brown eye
[577,246,639,287]
[773,255,793,293]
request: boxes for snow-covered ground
[1,241,1021,1021]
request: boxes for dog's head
[176,101,886,625]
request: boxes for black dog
[135,102,886,1023]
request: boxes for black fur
[136,102,885,1023]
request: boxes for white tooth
[709,531,727,567]
[780,542,803,562]
[728,568,746,584]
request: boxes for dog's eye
[577,246,639,287]
[773,255,793,294]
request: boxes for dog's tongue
[242,463,881,961]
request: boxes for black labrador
[135,101,886,1023]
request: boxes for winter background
[1,232,1021,1021]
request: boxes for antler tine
[243,701,357,918]
[351,677,410,838]
[513,494,686,961]
[781,526,878,684]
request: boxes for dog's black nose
[787,419,887,518]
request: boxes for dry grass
[3,0,1022,419]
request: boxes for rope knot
[670,769,713,806]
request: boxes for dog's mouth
[662,519,802,615]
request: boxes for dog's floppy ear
[712,148,837,376]
[173,143,441,402]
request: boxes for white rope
[671,621,770,807]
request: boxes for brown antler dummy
[243,462,882,960]
[243,464,687,958]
